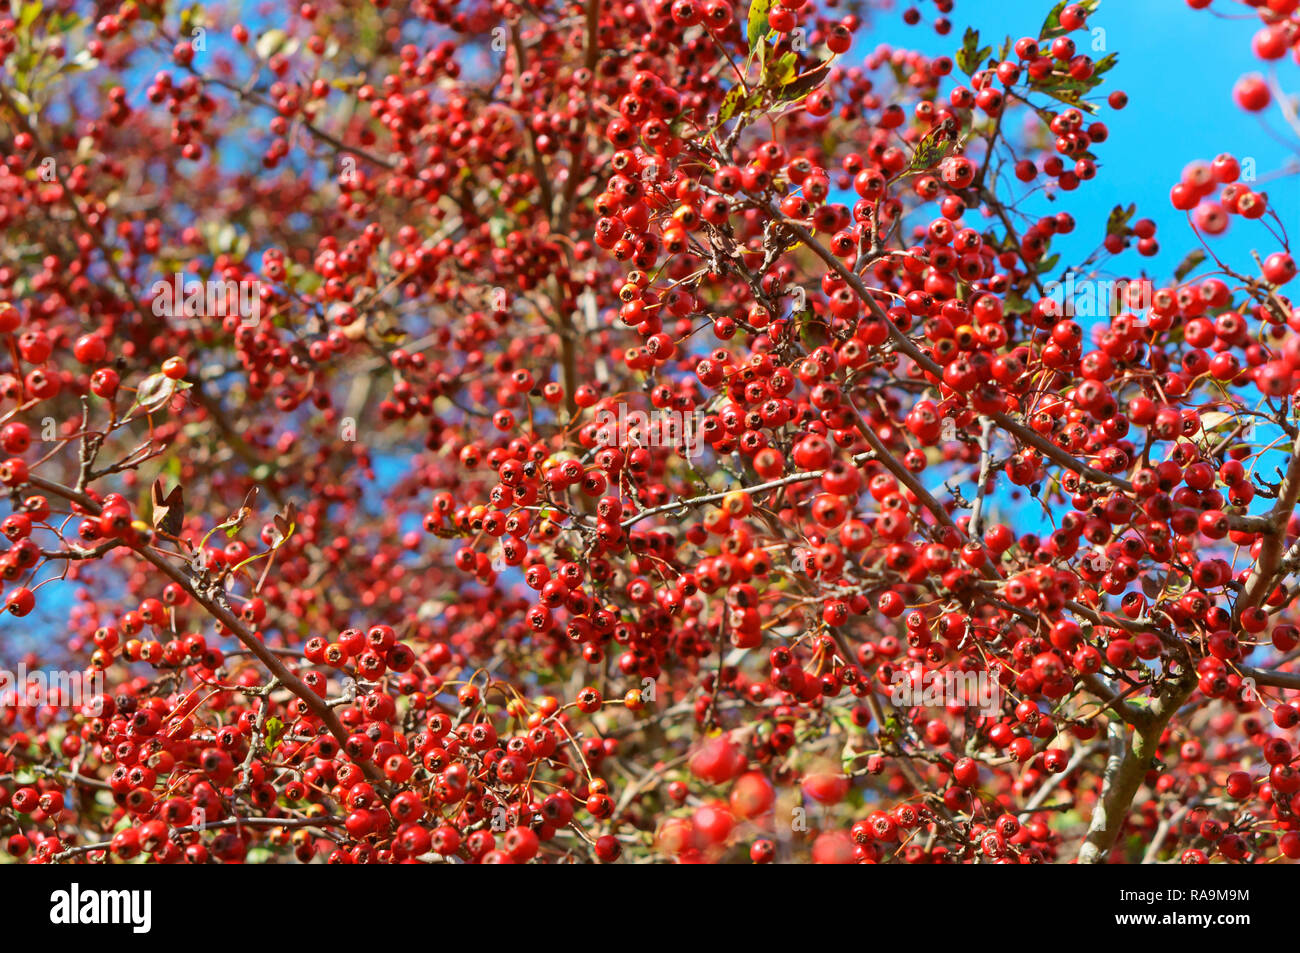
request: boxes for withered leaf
[151,479,184,538]
[133,373,191,415]
[271,500,297,548]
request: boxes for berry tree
[0,0,1299,865]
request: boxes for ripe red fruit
[5,587,34,616]
[802,771,850,804]
[1233,73,1271,112]
[0,458,28,487]
[690,736,745,785]
[729,771,776,819]
[90,367,120,398]
[810,830,855,864]
[0,423,30,454]
[1263,252,1296,285]
[691,802,735,845]
[73,334,107,364]
[594,834,621,862]
[162,356,188,380]
[951,757,979,787]
[1252,25,1288,60]
[1280,833,1300,859]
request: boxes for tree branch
[1077,672,1195,863]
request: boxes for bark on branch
[1077,672,1196,863]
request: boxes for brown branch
[1076,671,1196,863]
[621,450,875,530]
[1235,439,1300,622]
[25,476,381,782]
[1239,663,1300,691]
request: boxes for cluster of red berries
[5,0,1300,868]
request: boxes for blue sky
[862,0,1300,534]
[870,0,1300,278]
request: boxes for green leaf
[4,89,33,115]
[57,48,98,74]
[1036,252,1061,275]
[1003,290,1032,316]
[329,73,367,91]
[18,0,42,31]
[956,28,990,77]
[907,120,956,171]
[763,50,798,86]
[1040,0,1098,41]
[957,27,979,74]
[1039,79,1100,114]
[796,308,822,348]
[264,716,286,754]
[1093,51,1118,76]
[746,0,772,52]
[256,28,288,60]
[1174,249,1206,283]
[1039,0,1069,40]
[772,63,831,104]
[715,84,760,127]
[46,10,82,32]
[1105,202,1137,238]
[1197,411,1233,433]
[840,741,859,775]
